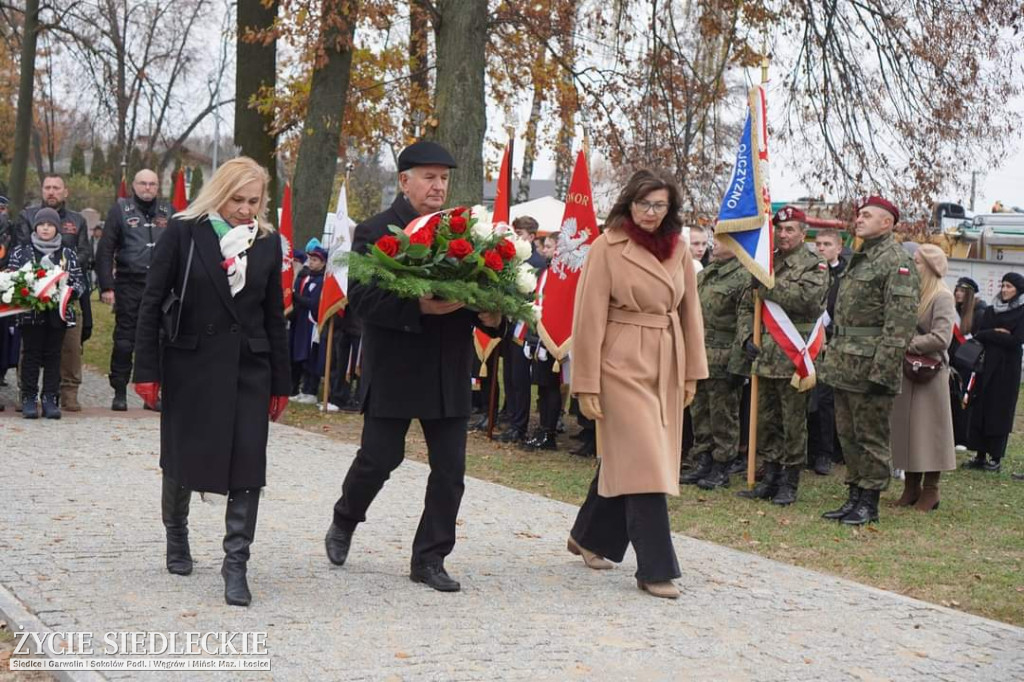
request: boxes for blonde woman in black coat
[134,157,291,606]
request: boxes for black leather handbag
[160,239,194,342]
[952,338,984,375]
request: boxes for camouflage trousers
[690,378,742,463]
[756,377,808,467]
[834,389,893,491]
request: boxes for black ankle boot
[727,455,747,476]
[161,474,193,575]
[41,393,61,420]
[841,488,880,525]
[680,452,713,485]
[21,393,38,419]
[222,488,260,606]
[522,431,557,451]
[772,466,800,506]
[112,385,128,412]
[737,461,780,499]
[696,459,731,490]
[822,485,861,520]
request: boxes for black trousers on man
[329,331,361,407]
[502,339,532,434]
[807,382,836,465]
[570,467,680,583]
[109,274,146,388]
[332,416,467,566]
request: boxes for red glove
[135,382,160,409]
[269,395,289,422]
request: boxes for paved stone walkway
[1,371,1022,680]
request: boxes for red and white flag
[319,180,355,322]
[761,300,830,391]
[492,142,512,226]
[537,150,599,367]
[280,183,295,315]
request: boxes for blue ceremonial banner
[715,85,774,288]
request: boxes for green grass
[82,301,1024,625]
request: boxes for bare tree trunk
[9,0,40,209]
[515,50,546,204]
[407,1,431,140]
[31,127,45,182]
[236,0,279,224]
[553,4,577,199]
[291,0,358,249]
[433,0,487,207]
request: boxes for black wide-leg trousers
[333,415,468,566]
[570,467,681,583]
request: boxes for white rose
[471,220,492,241]
[513,236,532,261]
[531,303,543,321]
[516,264,538,294]
[470,205,491,225]
[2,291,12,304]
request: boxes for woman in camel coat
[567,169,708,599]
[891,244,955,511]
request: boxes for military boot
[736,461,780,500]
[840,488,880,525]
[771,466,800,506]
[21,393,38,419]
[696,459,731,490]
[680,452,713,485]
[162,475,193,575]
[727,454,747,476]
[60,388,82,412]
[222,488,260,606]
[822,485,861,520]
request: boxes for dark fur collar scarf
[621,217,680,262]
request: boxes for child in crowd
[290,246,327,403]
[7,208,85,419]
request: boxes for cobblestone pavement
[2,371,1022,681]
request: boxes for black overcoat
[349,196,502,420]
[970,301,1024,438]
[134,217,291,494]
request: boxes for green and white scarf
[210,212,257,297]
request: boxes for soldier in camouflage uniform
[819,196,919,525]
[680,241,749,489]
[736,207,829,506]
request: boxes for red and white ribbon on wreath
[761,299,830,391]
[0,270,71,321]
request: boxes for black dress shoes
[410,563,461,592]
[497,427,526,444]
[522,432,558,451]
[325,523,354,566]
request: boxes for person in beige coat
[567,169,708,600]
[891,244,956,511]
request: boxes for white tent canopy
[509,196,565,235]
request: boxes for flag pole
[487,123,515,439]
[747,51,771,490]
[321,317,335,412]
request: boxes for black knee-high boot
[222,488,260,606]
[161,474,193,575]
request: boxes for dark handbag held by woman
[951,337,984,374]
[161,239,195,342]
[903,352,942,383]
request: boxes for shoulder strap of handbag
[171,237,195,342]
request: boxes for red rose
[20,287,29,297]
[447,238,474,259]
[427,214,442,230]
[409,227,434,246]
[483,250,504,272]
[39,294,50,303]
[36,269,47,278]
[376,235,400,257]
[496,238,516,261]
[450,206,467,217]
[449,215,468,234]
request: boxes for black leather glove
[727,373,747,389]
[743,338,761,362]
[866,381,889,396]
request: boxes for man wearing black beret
[323,141,504,592]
